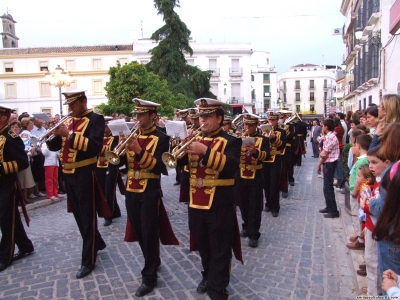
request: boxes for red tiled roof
[0,44,133,55]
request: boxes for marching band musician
[221,115,234,133]
[123,98,178,297]
[47,91,111,279]
[263,112,287,217]
[96,118,122,227]
[0,104,34,273]
[180,98,242,300]
[294,114,308,166]
[287,113,298,186]
[279,110,295,198]
[237,113,270,248]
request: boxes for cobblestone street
[0,146,361,299]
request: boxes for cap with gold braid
[131,98,160,114]
[243,113,260,124]
[188,108,199,119]
[0,104,12,114]
[194,98,223,115]
[268,112,281,120]
[222,115,232,125]
[178,109,189,118]
[62,90,87,105]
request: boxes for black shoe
[248,239,258,248]
[272,212,279,217]
[135,282,156,297]
[97,240,106,251]
[289,181,295,186]
[13,249,34,261]
[103,219,112,226]
[282,192,288,198]
[173,181,180,186]
[196,279,207,294]
[0,263,8,272]
[240,230,248,237]
[264,205,270,212]
[296,164,301,167]
[76,265,94,279]
[319,207,328,213]
[323,213,339,218]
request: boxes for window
[65,80,77,91]
[295,80,300,89]
[39,61,49,71]
[264,86,270,93]
[39,82,51,97]
[263,74,270,81]
[368,95,372,104]
[283,81,286,89]
[309,80,314,88]
[310,104,315,112]
[5,83,16,98]
[296,93,300,101]
[359,100,362,110]
[4,62,13,73]
[363,98,366,109]
[324,79,327,88]
[310,92,315,101]
[118,58,128,65]
[296,105,300,112]
[251,75,254,81]
[92,79,103,94]
[40,107,52,115]
[324,92,327,100]
[92,59,102,70]
[65,59,76,71]
[266,58,269,65]
[283,93,287,102]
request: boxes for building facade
[277,64,338,116]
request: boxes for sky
[2,0,345,74]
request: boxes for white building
[0,44,132,115]
[132,38,277,115]
[277,64,338,116]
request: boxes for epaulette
[8,130,18,138]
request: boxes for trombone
[162,125,204,168]
[105,122,140,165]
[38,113,72,144]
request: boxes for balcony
[295,98,301,102]
[279,87,287,92]
[264,92,271,98]
[228,97,245,104]
[294,86,301,91]
[229,68,243,77]
[309,98,315,101]
[323,84,333,90]
[207,68,220,77]
[309,85,315,90]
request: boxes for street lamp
[355,27,363,40]
[45,65,73,116]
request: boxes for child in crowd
[347,129,363,173]
[348,134,372,250]
[382,269,400,297]
[41,142,62,200]
[358,156,383,295]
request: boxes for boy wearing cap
[0,105,34,272]
[124,98,178,297]
[237,113,270,248]
[182,98,242,300]
[279,111,295,197]
[263,112,287,217]
[47,91,110,279]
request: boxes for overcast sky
[2,0,344,74]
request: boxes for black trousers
[105,166,122,219]
[65,167,105,267]
[237,173,263,240]
[125,188,160,285]
[287,146,297,184]
[0,182,34,266]
[189,204,234,300]
[263,156,282,213]
[279,146,291,193]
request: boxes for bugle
[38,114,72,144]
[162,125,204,168]
[105,122,140,165]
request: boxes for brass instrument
[260,124,272,137]
[285,113,301,125]
[232,114,244,131]
[162,125,204,168]
[38,114,72,144]
[105,122,140,165]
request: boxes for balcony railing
[228,97,245,104]
[309,98,315,101]
[279,87,287,92]
[309,85,315,90]
[229,68,243,77]
[295,98,301,102]
[294,86,301,90]
[207,68,220,77]
[323,84,333,89]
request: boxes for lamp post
[45,65,72,116]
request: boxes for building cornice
[0,70,109,79]
[0,50,132,59]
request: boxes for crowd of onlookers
[310,94,400,296]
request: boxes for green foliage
[97,61,186,117]
[146,0,215,105]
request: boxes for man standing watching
[183,98,242,300]
[311,119,322,158]
[47,91,110,279]
[317,119,340,218]
[0,104,34,272]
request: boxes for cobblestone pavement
[0,144,361,299]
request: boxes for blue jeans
[377,240,400,295]
[323,161,339,215]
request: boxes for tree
[97,61,185,117]
[147,0,216,107]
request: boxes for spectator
[382,269,400,297]
[8,113,17,124]
[41,142,62,200]
[112,112,119,120]
[18,112,30,122]
[373,94,400,148]
[345,111,353,143]
[333,117,345,190]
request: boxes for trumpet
[105,122,140,165]
[38,114,72,144]
[162,125,204,168]
[259,124,272,137]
